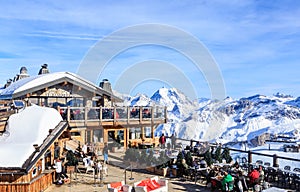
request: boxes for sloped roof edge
[0,72,122,101]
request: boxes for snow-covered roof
[0,72,121,101]
[0,105,62,167]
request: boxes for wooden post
[273,154,279,167]
[164,106,167,123]
[139,106,143,122]
[113,106,116,125]
[103,129,108,144]
[99,106,102,121]
[127,106,130,124]
[141,126,145,140]
[85,130,88,144]
[151,106,154,140]
[90,129,94,143]
[67,106,70,122]
[44,98,48,107]
[248,150,252,164]
[151,125,154,142]
[126,127,130,148]
[124,128,127,149]
[84,106,88,126]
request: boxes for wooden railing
[57,106,167,125]
[176,138,300,168]
[0,107,15,119]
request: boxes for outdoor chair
[133,176,168,192]
[276,169,287,187]
[256,160,263,166]
[86,165,95,175]
[293,168,300,172]
[265,167,276,182]
[289,171,300,190]
[107,181,132,192]
[290,168,300,190]
[294,174,300,190]
[284,165,291,171]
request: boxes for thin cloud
[24,32,100,41]
[0,0,300,98]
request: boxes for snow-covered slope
[123,88,300,144]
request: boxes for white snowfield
[123,88,300,144]
[0,105,62,167]
[123,88,300,168]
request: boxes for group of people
[53,142,110,185]
[159,133,177,149]
[81,143,110,177]
[207,162,267,192]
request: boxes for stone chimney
[99,79,112,93]
[4,79,12,88]
[38,64,50,75]
[33,144,40,152]
[13,66,30,82]
[99,79,112,107]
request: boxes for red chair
[107,181,132,192]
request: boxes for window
[145,127,151,138]
[44,150,51,169]
[54,145,60,159]
[129,128,141,139]
[71,131,81,136]
[32,167,38,178]
[93,129,103,143]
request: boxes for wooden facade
[0,121,69,192]
[0,70,167,192]
[0,170,54,192]
[0,72,167,151]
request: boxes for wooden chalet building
[0,105,70,192]
[0,66,167,151]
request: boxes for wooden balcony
[57,106,167,128]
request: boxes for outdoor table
[187,167,208,183]
[211,176,223,191]
[138,142,153,149]
[167,155,177,159]
[282,169,300,176]
[262,187,288,192]
[213,163,232,168]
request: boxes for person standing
[221,171,234,192]
[159,133,166,149]
[103,143,109,164]
[170,133,176,149]
[53,157,63,184]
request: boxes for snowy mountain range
[114,88,300,145]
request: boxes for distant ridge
[116,88,300,145]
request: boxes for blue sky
[0,0,300,100]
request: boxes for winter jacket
[248,169,260,184]
[221,174,233,191]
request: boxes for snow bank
[0,105,62,167]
